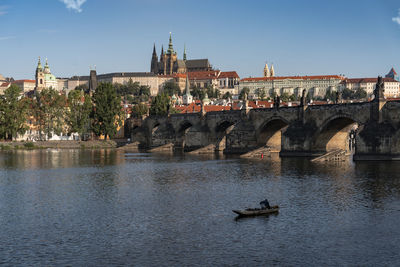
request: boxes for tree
[32,88,67,140]
[92,82,124,140]
[280,92,290,102]
[0,84,28,140]
[239,87,250,100]
[132,103,149,117]
[342,88,353,100]
[324,90,336,101]
[256,88,266,100]
[190,86,205,100]
[222,92,232,100]
[75,84,89,92]
[66,89,92,140]
[163,81,181,96]
[353,88,367,100]
[149,93,170,116]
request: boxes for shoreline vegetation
[0,140,137,150]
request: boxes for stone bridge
[129,94,400,160]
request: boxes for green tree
[215,89,221,99]
[132,103,149,117]
[149,93,171,116]
[190,86,205,100]
[324,90,336,101]
[0,84,28,140]
[75,84,89,92]
[163,81,181,96]
[280,92,290,102]
[66,89,92,140]
[222,92,232,100]
[239,87,250,100]
[92,82,124,139]
[342,88,353,100]
[256,88,266,100]
[33,88,67,140]
[353,88,367,99]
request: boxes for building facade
[339,77,400,98]
[240,75,344,99]
[13,80,36,93]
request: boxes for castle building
[150,34,212,75]
[35,57,58,91]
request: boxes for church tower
[270,64,275,77]
[150,43,158,74]
[263,63,270,77]
[183,44,187,61]
[35,57,45,91]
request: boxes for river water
[0,150,399,266]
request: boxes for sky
[1,0,400,80]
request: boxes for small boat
[232,205,279,217]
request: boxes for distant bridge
[128,95,400,160]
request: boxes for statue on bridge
[373,76,385,102]
[274,95,280,109]
[335,90,342,104]
[300,89,307,106]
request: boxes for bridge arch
[150,121,175,148]
[256,116,289,152]
[175,120,194,150]
[215,120,236,152]
[312,114,360,153]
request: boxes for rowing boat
[232,205,279,217]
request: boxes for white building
[240,75,345,99]
[339,78,400,98]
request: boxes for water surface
[0,150,399,266]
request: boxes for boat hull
[232,206,279,217]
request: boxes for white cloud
[0,6,8,16]
[0,36,15,41]
[393,9,400,25]
[60,0,87,13]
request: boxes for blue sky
[1,0,400,80]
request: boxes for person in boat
[259,199,271,209]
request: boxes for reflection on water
[0,150,399,266]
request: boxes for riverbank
[0,140,120,150]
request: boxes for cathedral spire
[151,43,159,74]
[152,43,157,56]
[161,45,164,57]
[167,32,174,55]
[183,44,187,61]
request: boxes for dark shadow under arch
[312,116,358,153]
[257,118,289,152]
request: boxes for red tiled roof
[175,103,231,113]
[219,71,239,79]
[13,80,35,83]
[0,82,11,87]
[188,71,220,80]
[241,75,344,82]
